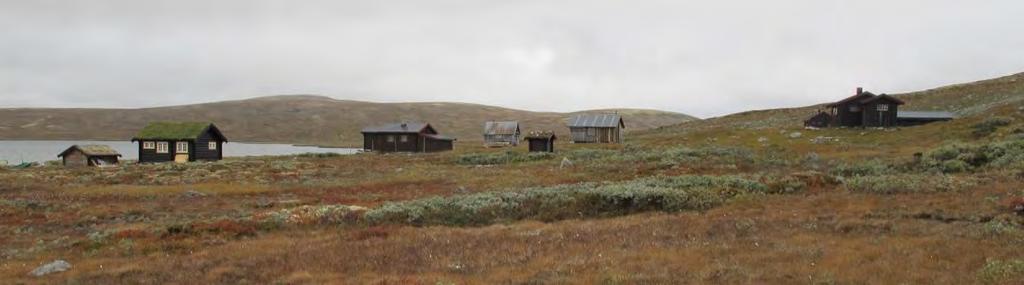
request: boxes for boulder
[788,132,803,139]
[29,260,71,277]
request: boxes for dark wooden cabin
[807,87,907,128]
[131,122,227,163]
[58,145,121,167]
[567,114,625,143]
[525,131,556,153]
[483,121,521,147]
[361,122,455,153]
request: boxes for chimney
[401,122,407,129]
[856,87,863,95]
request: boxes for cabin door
[174,141,189,163]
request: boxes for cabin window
[877,104,889,111]
[208,142,217,150]
[176,142,188,153]
[142,141,155,149]
[849,106,861,112]
[387,135,395,143]
[156,142,169,153]
[400,135,408,143]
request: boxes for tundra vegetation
[3,76,1024,283]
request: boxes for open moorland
[3,73,1024,284]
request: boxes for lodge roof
[483,121,520,136]
[58,145,121,158]
[567,114,625,128]
[132,122,227,142]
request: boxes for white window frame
[156,142,169,154]
[208,141,217,150]
[387,135,395,143]
[176,142,189,153]
[142,141,155,149]
[877,104,889,111]
[400,135,408,143]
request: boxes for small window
[142,141,155,149]
[400,135,408,143]
[387,135,395,143]
[877,104,889,111]
[176,142,188,153]
[208,142,217,150]
[849,105,861,112]
[156,142,169,154]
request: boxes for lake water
[0,140,360,165]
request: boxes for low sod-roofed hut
[524,131,556,152]
[483,121,521,147]
[132,122,227,163]
[361,122,455,153]
[58,145,121,167]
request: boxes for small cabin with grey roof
[132,122,227,163]
[58,145,121,167]
[567,114,625,143]
[361,122,455,153]
[483,121,521,147]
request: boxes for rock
[788,132,803,139]
[560,157,574,169]
[29,260,71,277]
[181,190,207,199]
[757,137,768,143]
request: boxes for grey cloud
[2,0,1024,117]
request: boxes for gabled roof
[361,122,435,134]
[826,91,877,107]
[898,111,955,119]
[567,114,625,128]
[132,122,227,142]
[483,121,520,135]
[524,130,557,140]
[860,94,905,105]
[58,145,122,158]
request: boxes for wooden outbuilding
[58,145,121,167]
[132,122,227,163]
[361,122,455,153]
[567,114,625,143]
[483,121,521,147]
[524,131,556,152]
[896,111,955,126]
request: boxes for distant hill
[644,72,1024,134]
[0,95,697,146]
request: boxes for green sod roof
[133,122,219,141]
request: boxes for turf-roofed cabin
[361,122,455,153]
[58,145,121,167]
[132,122,227,163]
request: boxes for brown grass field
[3,73,1024,284]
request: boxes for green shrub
[977,259,1024,284]
[364,175,767,226]
[972,117,1013,137]
[843,174,969,194]
[829,160,890,177]
[455,151,555,165]
[925,140,1024,172]
[296,152,342,158]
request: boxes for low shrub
[972,117,1013,137]
[925,140,1024,173]
[364,175,767,226]
[455,151,555,165]
[253,204,367,227]
[829,160,890,177]
[842,174,970,194]
[296,152,342,158]
[977,259,1024,284]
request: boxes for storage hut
[57,145,121,167]
[361,122,455,153]
[524,131,556,152]
[132,122,227,163]
[566,114,625,143]
[483,121,521,147]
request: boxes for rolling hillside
[0,95,697,146]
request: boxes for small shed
[567,114,625,143]
[524,131,556,153]
[132,122,227,163]
[897,111,955,126]
[58,145,121,167]
[483,121,521,147]
[361,122,456,153]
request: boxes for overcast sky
[2,1,1024,118]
